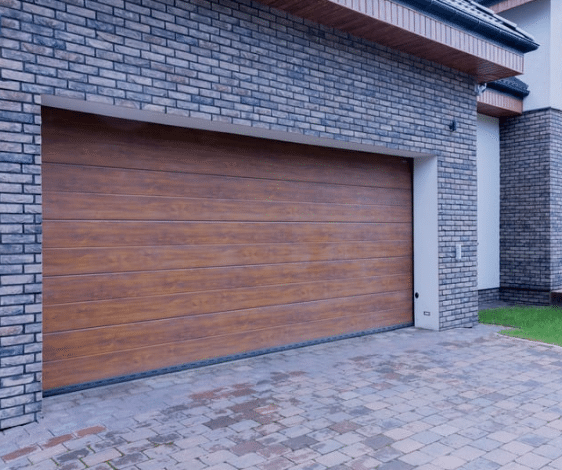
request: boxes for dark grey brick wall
[478,288,500,306]
[499,288,550,306]
[0,38,42,430]
[0,0,478,429]
[500,108,562,304]
[550,109,562,291]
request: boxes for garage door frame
[41,95,439,395]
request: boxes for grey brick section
[551,109,562,292]
[0,0,478,429]
[500,108,562,305]
[0,66,42,430]
[478,288,500,305]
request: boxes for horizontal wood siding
[42,108,413,390]
[490,0,536,13]
[477,89,523,117]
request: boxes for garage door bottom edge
[43,321,414,397]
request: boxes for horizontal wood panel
[44,191,411,223]
[43,221,412,248]
[43,163,412,206]
[43,306,412,390]
[477,89,522,117]
[44,240,412,276]
[42,112,412,190]
[44,273,413,332]
[44,290,411,360]
[44,257,412,304]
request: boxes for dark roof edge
[477,0,501,6]
[487,77,530,98]
[400,0,539,53]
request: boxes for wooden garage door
[42,107,413,391]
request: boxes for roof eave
[487,78,530,98]
[402,0,538,53]
[254,0,535,82]
[477,88,523,116]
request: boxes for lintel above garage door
[41,95,433,159]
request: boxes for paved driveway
[3,324,562,470]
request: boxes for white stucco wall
[413,156,439,330]
[477,114,500,290]
[551,0,562,110]
[501,0,562,111]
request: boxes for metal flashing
[399,0,538,52]
[487,77,530,98]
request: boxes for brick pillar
[500,107,562,304]
[550,109,562,292]
[0,100,42,429]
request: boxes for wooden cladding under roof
[255,0,525,82]
[489,0,537,13]
[477,88,523,117]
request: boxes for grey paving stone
[450,445,486,461]
[430,455,467,469]
[315,450,350,467]
[485,448,518,465]
[282,435,319,451]
[398,450,434,466]
[472,437,504,451]
[377,460,415,470]
[518,433,551,447]
[362,435,394,450]
[535,444,562,460]
[410,431,442,445]
[373,445,404,463]
[108,451,149,468]
[6,326,562,470]
[59,462,87,470]
[53,448,90,464]
[516,452,552,469]
[461,457,502,470]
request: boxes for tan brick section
[75,425,106,438]
[1,425,106,464]
[2,445,38,462]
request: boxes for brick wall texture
[500,108,562,304]
[478,288,500,305]
[0,0,479,429]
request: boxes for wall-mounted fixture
[455,244,462,260]
[475,83,487,96]
[449,119,457,132]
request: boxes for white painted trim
[477,115,500,290]
[413,157,440,330]
[41,95,439,330]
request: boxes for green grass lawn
[479,305,562,346]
